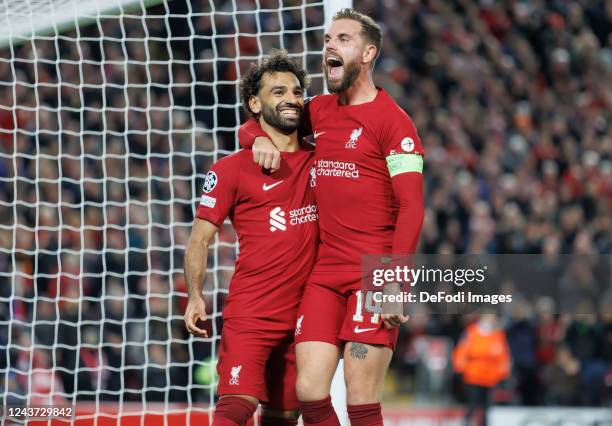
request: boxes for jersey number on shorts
[352,290,381,324]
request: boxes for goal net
[1,0,330,423]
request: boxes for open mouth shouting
[325,54,344,80]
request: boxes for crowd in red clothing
[0,0,610,407]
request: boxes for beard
[260,102,302,134]
[325,58,360,93]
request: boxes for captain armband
[386,154,423,177]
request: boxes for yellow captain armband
[386,154,423,177]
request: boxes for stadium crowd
[1,0,610,409]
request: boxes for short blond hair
[333,9,382,63]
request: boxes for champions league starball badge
[202,171,218,193]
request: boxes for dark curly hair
[240,50,309,118]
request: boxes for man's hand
[253,136,280,172]
[184,296,208,337]
[381,282,409,329]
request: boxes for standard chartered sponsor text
[289,204,318,225]
[317,159,359,178]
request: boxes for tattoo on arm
[349,342,368,360]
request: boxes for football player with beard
[184,52,318,426]
[238,9,425,426]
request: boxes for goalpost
[2,0,350,424]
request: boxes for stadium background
[1,0,611,424]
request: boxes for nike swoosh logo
[262,181,284,191]
[313,131,325,139]
[353,326,377,334]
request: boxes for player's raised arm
[381,111,425,329]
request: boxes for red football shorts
[216,317,298,410]
[294,274,398,350]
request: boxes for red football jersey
[307,89,424,274]
[196,146,318,323]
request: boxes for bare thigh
[343,342,392,405]
[295,341,341,401]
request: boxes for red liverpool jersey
[240,88,424,276]
[196,146,318,323]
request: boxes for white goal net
[1,0,328,423]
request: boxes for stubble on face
[324,57,360,94]
[260,100,302,134]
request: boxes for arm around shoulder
[237,118,280,171]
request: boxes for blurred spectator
[453,313,511,426]
[506,302,539,405]
[542,344,581,405]
[30,349,66,405]
[565,311,608,405]
[534,298,566,368]
[144,344,170,402]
